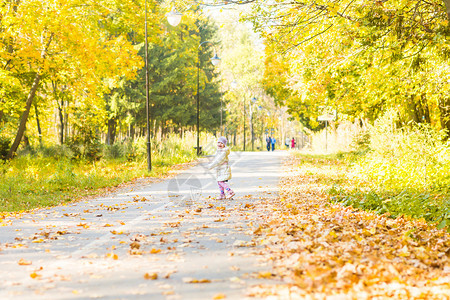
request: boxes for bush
[66,134,102,161]
[350,130,371,153]
[37,145,75,159]
[0,136,11,160]
[325,110,450,231]
[353,110,450,193]
[103,143,123,159]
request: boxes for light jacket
[208,147,232,181]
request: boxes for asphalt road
[0,151,286,300]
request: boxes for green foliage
[328,186,449,229]
[250,0,450,134]
[66,126,103,161]
[354,110,450,193]
[0,136,11,160]
[350,130,371,154]
[104,9,222,141]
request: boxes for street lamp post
[197,41,221,155]
[243,99,246,151]
[220,98,223,136]
[144,0,151,172]
[250,97,257,151]
[145,4,181,172]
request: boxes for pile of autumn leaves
[252,157,450,299]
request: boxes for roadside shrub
[353,110,450,193]
[326,110,450,230]
[0,136,11,160]
[350,130,371,154]
[66,134,102,161]
[103,143,123,159]
[37,145,75,159]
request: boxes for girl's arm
[208,151,226,169]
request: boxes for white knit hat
[218,136,227,146]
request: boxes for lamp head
[167,8,182,26]
[210,54,221,66]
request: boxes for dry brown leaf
[105,253,118,260]
[182,277,212,283]
[144,273,158,280]
[18,258,32,265]
[150,248,161,254]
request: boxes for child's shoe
[226,190,235,199]
[218,194,226,200]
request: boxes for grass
[291,152,450,231]
[0,134,202,213]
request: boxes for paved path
[0,151,286,300]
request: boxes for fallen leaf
[144,273,158,280]
[130,242,140,249]
[106,253,118,260]
[150,248,161,254]
[182,277,211,283]
[257,271,273,279]
[18,258,32,265]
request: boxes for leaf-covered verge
[311,152,449,232]
[248,154,449,299]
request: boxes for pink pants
[218,181,232,194]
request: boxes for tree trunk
[34,105,42,146]
[64,100,68,143]
[444,0,450,20]
[440,97,450,140]
[107,117,116,145]
[53,81,65,145]
[7,33,53,159]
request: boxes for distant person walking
[285,138,290,149]
[291,137,296,149]
[271,137,276,151]
[266,136,271,151]
[207,137,235,200]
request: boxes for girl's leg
[218,181,235,198]
[217,181,225,198]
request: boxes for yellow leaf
[18,258,32,265]
[398,245,410,257]
[183,277,211,283]
[213,293,226,299]
[144,273,158,280]
[110,230,124,235]
[257,271,273,279]
[106,253,118,260]
[150,248,161,254]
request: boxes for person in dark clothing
[266,136,271,151]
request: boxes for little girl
[208,136,235,200]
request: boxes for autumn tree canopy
[199,0,450,133]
